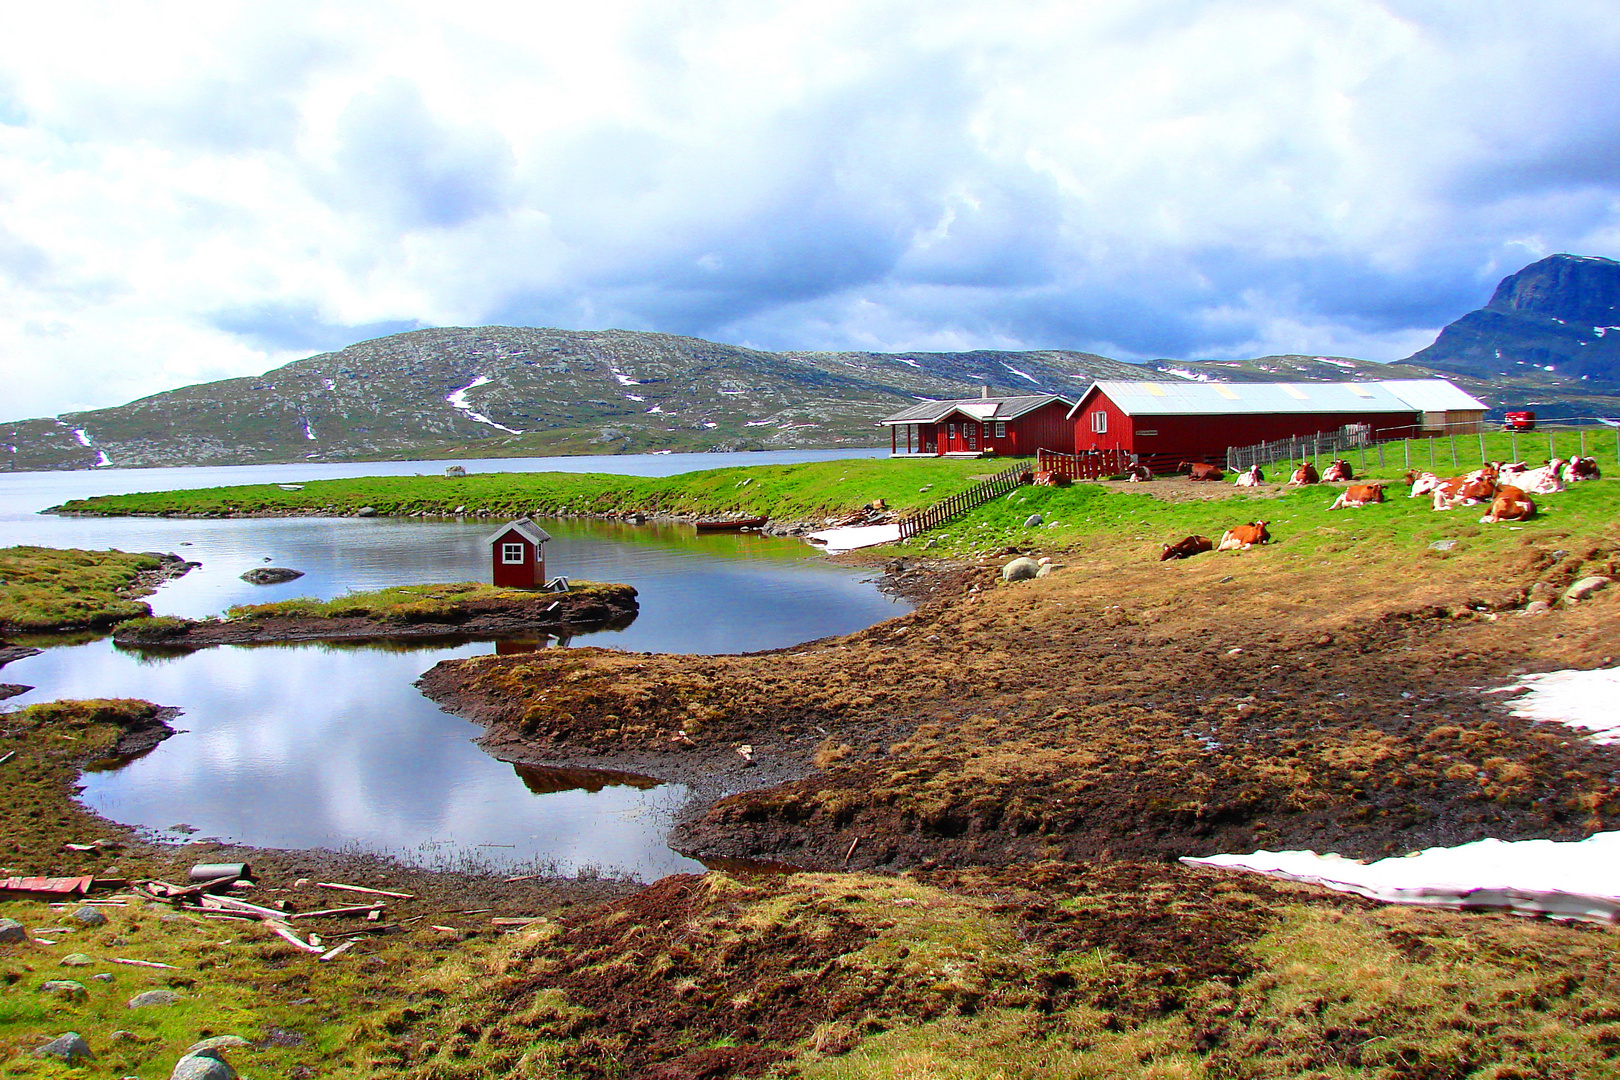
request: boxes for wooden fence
[896,464,1031,540]
[1225,426,1371,473]
[1035,448,1133,481]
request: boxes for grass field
[0,547,164,632]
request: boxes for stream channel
[1,449,903,880]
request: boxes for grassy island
[0,546,178,632]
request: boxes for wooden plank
[315,882,414,899]
[319,940,358,962]
[110,957,177,970]
[263,920,324,954]
[290,903,384,920]
[199,893,289,920]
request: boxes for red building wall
[491,528,545,588]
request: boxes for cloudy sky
[2,1,1618,420]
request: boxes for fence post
[1549,433,1556,461]
[1477,431,1486,463]
[1377,442,1385,471]
[1511,431,1518,462]
[1580,429,1587,458]
[1449,433,1457,467]
[1428,438,1434,469]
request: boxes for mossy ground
[0,548,164,632]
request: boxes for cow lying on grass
[1180,462,1225,481]
[1327,483,1385,509]
[1217,521,1270,550]
[1323,459,1354,482]
[1480,485,1535,523]
[1564,456,1601,482]
[1124,462,1154,482]
[1159,535,1214,560]
[1289,462,1320,485]
[1233,464,1264,486]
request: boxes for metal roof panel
[1085,380,1418,416]
[1374,380,1489,411]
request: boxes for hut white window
[502,543,525,564]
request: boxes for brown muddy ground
[419,535,1620,872]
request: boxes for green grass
[0,546,162,631]
[52,458,998,521]
[222,581,624,623]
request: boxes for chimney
[981,384,990,399]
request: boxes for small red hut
[486,518,552,588]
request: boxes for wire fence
[1227,417,1620,477]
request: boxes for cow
[1431,476,1497,511]
[1124,462,1154,482]
[1480,485,1535,523]
[1509,464,1564,495]
[1409,472,1443,497]
[1180,462,1225,481]
[1322,459,1354,482]
[1234,464,1265,486]
[1564,456,1602,482]
[1033,470,1072,487]
[1290,462,1320,485]
[1327,483,1385,510]
[1160,535,1213,560]
[1217,521,1270,550]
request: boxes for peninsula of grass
[0,546,174,632]
[222,580,630,623]
[49,457,998,521]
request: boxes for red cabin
[880,392,1078,457]
[486,518,552,588]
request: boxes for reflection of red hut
[486,518,552,588]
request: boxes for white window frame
[1090,411,1108,434]
[501,542,526,565]
[994,422,1006,438]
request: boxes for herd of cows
[1154,454,1604,561]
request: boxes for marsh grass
[223,580,624,624]
[0,546,161,631]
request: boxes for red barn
[1065,380,1479,469]
[880,392,1077,457]
[486,518,552,588]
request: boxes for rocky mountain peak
[1485,253,1620,326]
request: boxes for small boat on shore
[695,516,769,532]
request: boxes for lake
[0,449,903,878]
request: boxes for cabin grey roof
[1373,380,1488,412]
[484,517,552,547]
[1071,379,1472,417]
[879,393,1074,425]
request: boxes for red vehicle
[1503,410,1537,431]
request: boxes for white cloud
[2,0,1619,419]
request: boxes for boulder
[185,1036,253,1055]
[128,989,182,1008]
[60,952,93,966]
[71,905,108,926]
[1022,513,1044,528]
[1002,557,1041,583]
[240,567,304,585]
[41,980,89,1001]
[32,1032,94,1064]
[1522,600,1553,616]
[171,1048,236,1080]
[0,917,25,943]
[1565,576,1612,603]
[1428,539,1457,551]
[356,506,379,517]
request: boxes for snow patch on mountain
[445,376,523,435]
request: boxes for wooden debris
[319,940,358,962]
[316,881,414,899]
[263,920,324,955]
[429,925,458,932]
[0,750,15,766]
[844,837,861,863]
[0,875,95,900]
[199,894,288,921]
[491,917,544,928]
[289,903,384,920]
[366,909,381,922]
[110,957,177,970]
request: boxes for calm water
[0,450,903,877]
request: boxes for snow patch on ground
[72,428,92,447]
[625,393,645,402]
[302,419,316,441]
[894,357,920,368]
[1163,366,1210,382]
[93,450,111,467]
[744,420,775,427]
[645,405,665,415]
[1186,667,1620,922]
[1317,357,1358,368]
[445,376,524,435]
[323,378,336,390]
[609,366,641,386]
[1001,362,1039,383]
[808,523,902,553]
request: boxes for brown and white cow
[1217,521,1270,550]
[1159,535,1214,560]
[1233,464,1265,486]
[1431,475,1497,510]
[1564,456,1601,482]
[1181,462,1225,481]
[1480,485,1535,523]
[1289,462,1320,485]
[1327,483,1385,510]
[1409,471,1442,497]
[1509,464,1564,495]
[1323,459,1354,482]
[1124,462,1154,482]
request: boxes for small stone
[93,973,115,982]
[128,989,182,1008]
[1565,576,1612,603]
[240,567,303,585]
[185,1036,252,1054]
[60,952,93,966]
[71,905,108,927]
[41,980,89,1001]
[1522,600,1553,616]
[355,506,378,518]
[1002,557,1040,582]
[110,1030,140,1041]
[0,918,25,943]
[171,1048,237,1080]
[32,1032,94,1064]
[1023,513,1044,528]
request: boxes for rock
[93,973,114,982]
[71,905,108,926]
[109,1030,141,1041]
[60,952,93,966]
[1023,513,1044,528]
[41,980,89,1001]
[1035,564,1053,577]
[171,1048,237,1080]
[1002,557,1040,582]
[128,989,182,1008]
[240,566,304,585]
[1565,576,1612,603]
[1428,539,1457,551]
[0,918,25,943]
[1522,600,1553,616]
[356,506,379,517]
[185,1036,252,1054]
[32,1032,94,1064]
